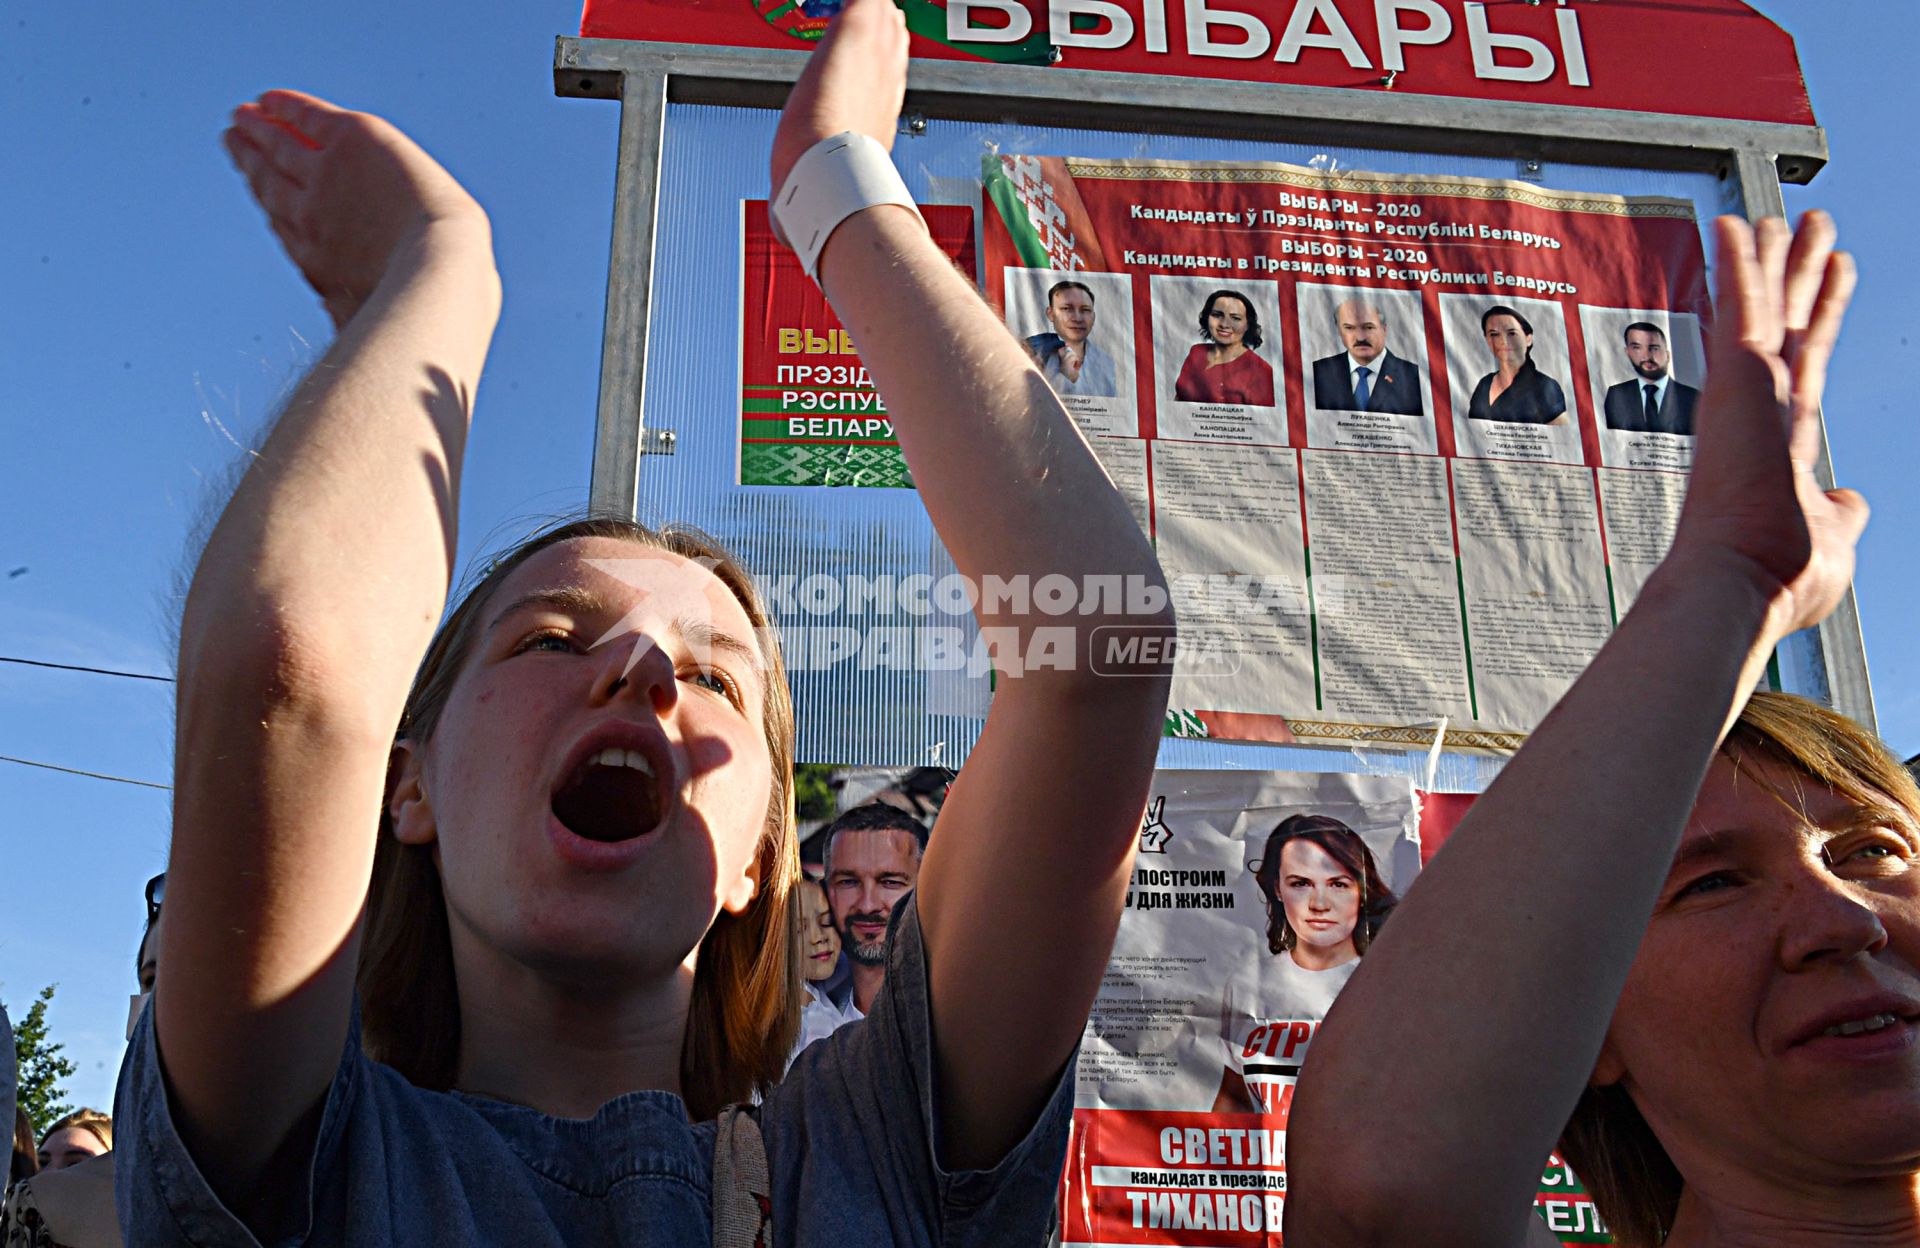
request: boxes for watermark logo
[582,555,736,679]
[557,566,1278,680]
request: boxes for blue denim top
[115,898,1072,1246]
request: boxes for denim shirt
[115,898,1072,1247]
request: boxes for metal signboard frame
[552,35,1874,737]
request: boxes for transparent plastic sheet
[642,102,1815,789]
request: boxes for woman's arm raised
[1283,217,1863,1247]
[770,0,1175,1170]
[159,95,499,1228]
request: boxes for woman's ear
[387,740,437,846]
[720,844,764,916]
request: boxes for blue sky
[2,0,1912,1114]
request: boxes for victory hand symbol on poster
[1137,796,1172,854]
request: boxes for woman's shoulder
[1468,371,1496,412]
[120,997,719,1242]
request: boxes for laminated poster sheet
[984,156,1708,752]
[1063,772,1609,1246]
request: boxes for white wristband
[772,131,925,279]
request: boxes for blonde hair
[1558,691,1920,1246]
[355,516,804,1120]
[41,1108,112,1153]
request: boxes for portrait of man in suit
[1311,299,1424,416]
[1602,321,1699,436]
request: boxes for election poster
[1063,772,1609,1246]
[1060,769,1421,1246]
[737,200,977,487]
[982,155,1711,751]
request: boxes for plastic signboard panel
[634,100,1815,788]
[580,0,1814,127]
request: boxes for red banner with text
[738,199,976,487]
[580,0,1812,127]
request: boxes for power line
[0,655,173,683]
[0,754,171,791]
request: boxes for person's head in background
[795,876,841,984]
[825,803,928,966]
[11,1106,36,1185]
[127,872,164,1042]
[1197,290,1263,352]
[1479,304,1536,375]
[1622,321,1672,382]
[1335,299,1389,366]
[1045,280,1096,348]
[824,803,928,1012]
[36,1109,112,1172]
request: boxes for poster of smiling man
[1002,266,1138,437]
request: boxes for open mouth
[551,747,663,843]
[1822,1013,1907,1039]
[1820,1006,1912,1036]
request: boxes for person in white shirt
[1213,814,1398,1114]
[1028,280,1118,398]
[787,876,859,1067]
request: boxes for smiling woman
[1558,691,1920,1245]
[1281,214,1909,1248]
[1173,289,1274,407]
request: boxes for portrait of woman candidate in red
[1211,814,1398,1114]
[1173,289,1276,407]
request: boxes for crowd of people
[7,0,1916,1243]
[2,875,160,1246]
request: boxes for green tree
[11,984,76,1136]
[794,762,837,822]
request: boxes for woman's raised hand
[224,90,493,329]
[1668,212,1867,650]
[769,0,910,199]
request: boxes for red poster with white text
[580,0,1813,129]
